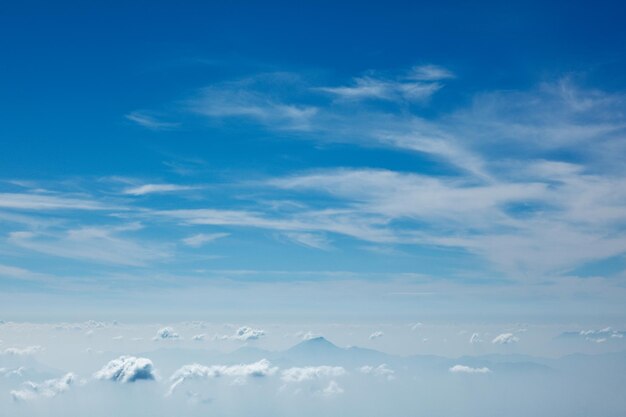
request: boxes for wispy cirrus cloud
[7,224,169,267]
[0,192,110,211]
[181,232,229,247]
[125,111,180,130]
[123,183,199,196]
[318,76,442,102]
[189,77,318,131]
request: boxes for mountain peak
[288,336,341,352]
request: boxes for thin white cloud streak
[408,64,455,81]
[182,232,229,247]
[189,80,317,131]
[1,345,43,356]
[125,111,180,130]
[0,193,109,211]
[318,76,442,102]
[123,183,198,196]
[281,232,331,250]
[0,264,56,284]
[7,226,168,267]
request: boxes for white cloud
[225,326,265,341]
[369,331,384,340]
[469,333,483,344]
[359,364,395,380]
[407,64,455,81]
[125,111,180,130]
[564,327,626,342]
[153,327,180,341]
[0,192,108,211]
[1,345,43,356]
[8,225,168,267]
[123,183,197,196]
[318,75,441,103]
[191,84,317,131]
[192,334,206,341]
[282,232,331,250]
[10,373,77,401]
[410,322,423,331]
[321,380,344,396]
[492,333,520,345]
[295,331,319,340]
[182,232,229,247]
[94,356,156,383]
[168,359,277,395]
[281,366,346,383]
[449,365,491,374]
[0,367,26,378]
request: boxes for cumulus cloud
[321,380,344,396]
[94,356,156,383]
[295,331,319,340]
[577,327,624,342]
[1,345,43,356]
[492,333,520,345]
[168,359,277,395]
[469,333,483,344]
[223,326,265,341]
[369,331,384,340]
[153,327,180,341]
[449,365,491,374]
[411,322,423,331]
[192,334,206,341]
[359,364,395,380]
[281,366,346,383]
[11,373,76,401]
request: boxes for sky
[1,2,626,322]
[2,1,626,415]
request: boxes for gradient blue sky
[1,0,626,321]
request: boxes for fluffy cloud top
[11,373,76,401]
[359,364,395,380]
[153,327,180,341]
[226,326,265,341]
[168,359,277,395]
[449,365,491,374]
[492,333,520,345]
[281,366,346,383]
[94,356,156,383]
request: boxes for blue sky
[1,0,626,321]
